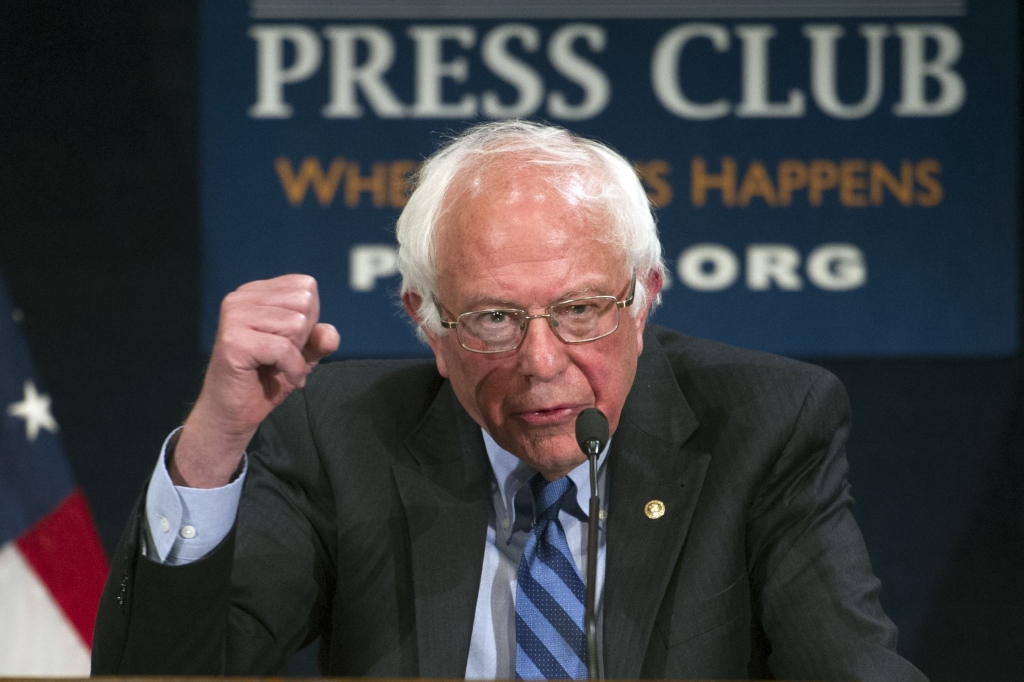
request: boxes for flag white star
[7,379,59,442]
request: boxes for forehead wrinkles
[431,158,631,312]
[438,181,575,282]
[458,150,612,209]
[436,157,611,252]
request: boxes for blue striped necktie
[515,474,588,680]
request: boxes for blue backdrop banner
[201,0,1018,357]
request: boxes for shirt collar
[482,428,609,543]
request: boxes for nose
[516,315,568,381]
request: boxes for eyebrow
[462,285,601,310]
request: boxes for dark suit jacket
[92,325,925,680]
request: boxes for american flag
[0,274,108,675]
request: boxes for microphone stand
[584,441,600,680]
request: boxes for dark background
[0,2,1020,680]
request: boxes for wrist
[170,411,251,488]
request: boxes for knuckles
[276,310,308,336]
[289,290,318,316]
[213,275,322,370]
[290,274,318,293]
[220,291,243,314]
[200,276,322,432]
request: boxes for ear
[633,269,663,355]
[402,291,450,377]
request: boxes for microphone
[575,407,609,458]
[575,408,608,679]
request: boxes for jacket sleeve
[746,370,927,682]
[91,385,335,675]
[91,488,237,674]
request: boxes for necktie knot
[530,474,574,524]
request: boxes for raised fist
[171,275,340,488]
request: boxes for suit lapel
[392,382,492,678]
[603,330,710,679]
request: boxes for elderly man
[93,121,924,681]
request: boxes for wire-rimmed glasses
[435,274,636,354]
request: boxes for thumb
[303,323,340,364]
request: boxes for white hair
[396,120,666,337]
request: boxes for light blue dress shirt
[145,428,246,564]
[145,427,609,678]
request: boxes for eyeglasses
[435,274,636,354]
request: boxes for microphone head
[575,408,609,456]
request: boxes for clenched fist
[171,275,340,488]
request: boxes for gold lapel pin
[644,500,666,519]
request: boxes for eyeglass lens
[458,297,619,352]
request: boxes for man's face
[410,165,659,480]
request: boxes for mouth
[513,404,583,426]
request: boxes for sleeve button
[180,525,196,539]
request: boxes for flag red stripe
[16,488,110,647]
